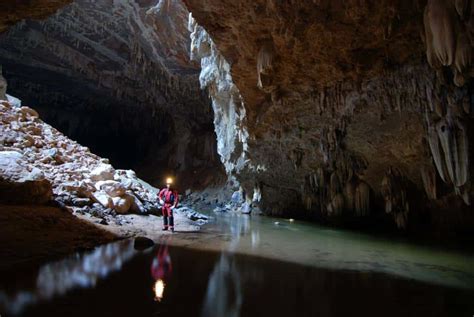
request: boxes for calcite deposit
[184,0,474,232]
[1,0,473,234]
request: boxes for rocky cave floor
[0,99,227,270]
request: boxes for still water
[0,212,473,317]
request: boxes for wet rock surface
[184,0,474,234]
[0,0,473,236]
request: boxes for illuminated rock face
[183,0,474,232]
[1,0,473,231]
[0,0,224,190]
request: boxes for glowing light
[166,177,173,185]
[154,279,165,302]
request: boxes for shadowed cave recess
[1,0,474,239]
[0,0,225,191]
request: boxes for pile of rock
[0,100,158,214]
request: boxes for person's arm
[158,189,165,205]
[171,191,179,209]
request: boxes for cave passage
[0,0,224,190]
[1,215,473,317]
[1,0,474,316]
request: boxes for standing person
[158,178,178,232]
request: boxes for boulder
[89,163,115,181]
[112,193,134,214]
[130,193,146,214]
[241,201,251,214]
[95,180,126,197]
[0,151,52,204]
[134,236,154,250]
[71,197,92,207]
[6,94,21,108]
[91,190,113,208]
[231,190,244,203]
[19,106,38,118]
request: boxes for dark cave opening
[1,61,171,172]
[0,60,224,191]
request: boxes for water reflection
[151,236,173,302]
[201,213,254,317]
[201,255,242,317]
[0,240,136,315]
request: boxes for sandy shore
[0,203,216,270]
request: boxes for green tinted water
[200,212,474,289]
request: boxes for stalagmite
[421,164,437,199]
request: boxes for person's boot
[162,226,168,231]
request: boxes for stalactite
[436,117,456,183]
[355,181,370,217]
[424,0,456,67]
[453,118,469,186]
[454,0,470,19]
[256,41,274,89]
[343,179,356,212]
[427,124,449,182]
[329,193,345,217]
[329,172,341,198]
[381,168,409,229]
[421,164,437,199]
[454,31,471,74]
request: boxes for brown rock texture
[0,0,72,33]
[185,0,474,232]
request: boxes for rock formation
[0,0,72,33]
[0,0,224,190]
[1,0,473,234]
[0,99,158,216]
[183,0,474,233]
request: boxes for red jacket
[158,188,179,206]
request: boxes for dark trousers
[162,204,174,228]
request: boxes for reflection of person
[151,242,173,302]
[158,178,179,232]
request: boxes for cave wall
[0,0,72,33]
[0,0,225,190]
[1,0,473,233]
[185,0,474,233]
